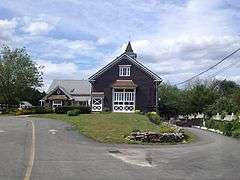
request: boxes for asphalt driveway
[0,116,240,180]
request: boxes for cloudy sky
[0,0,240,90]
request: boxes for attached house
[42,42,162,112]
[42,79,91,108]
[89,42,162,112]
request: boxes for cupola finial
[124,41,137,59]
[125,41,133,52]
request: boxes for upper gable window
[119,65,131,76]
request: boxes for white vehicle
[19,101,32,109]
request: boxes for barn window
[119,65,131,76]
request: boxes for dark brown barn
[89,42,162,112]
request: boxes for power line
[206,58,240,80]
[173,47,240,86]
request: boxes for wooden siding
[91,57,157,112]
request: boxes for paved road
[0,116,240,180]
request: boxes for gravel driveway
[0,116,239,180]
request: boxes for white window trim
[52,100,62,107]
[119,65,131,77]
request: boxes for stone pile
[127,131,184,143]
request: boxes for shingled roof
[48,79,91,95]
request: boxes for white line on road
[24,120,35,180]
[109,149,156,167]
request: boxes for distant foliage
[158,79,240,118]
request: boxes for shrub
[55,106,91,114]
[147,112,161,125]
[232,129,240,138]
[55,106,74,114]
[79,106,91,114]
[159,123,176,133]
[15,109,32,115]
[67,109,80,116]
[223,122,233,136]
[134,110,141,114]
[232,120,240,131]
[32,107,53,114]
[205,119,225,132]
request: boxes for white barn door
[92,97,103,112]
[113,89,135,112]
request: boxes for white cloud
[0,18,16,41]
[125,35,240,84]
[36,59,96,90]
[22,21,54,35]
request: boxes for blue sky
[0,0,240,90]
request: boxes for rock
[127,131,184,143]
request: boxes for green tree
[185,82,218,114]
[0,45,43,105]
[229,89,240,110]
[212,79,239,97]
[20,88,46,106]
[158,83,184,118]
[206,97,237,116]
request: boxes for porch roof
[91,92,104,97]
[48,95,68,100]
[112,80,137,88]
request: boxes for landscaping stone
[127,131,184,143]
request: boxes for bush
[205,119,225,132]
[67,109,80,116]
[232,129,240,138]
[79,106,91,114]
[135,110,141,114]
[15,109,33,115]
[32,107,53,114]
[55,106,91,114]
[223,122,233,136]
[147,112,161,125]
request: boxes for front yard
[36,113,194,144]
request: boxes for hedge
[205,119,240,137]
[55,106,91,114]
[16,107,53,115]
[32,107,53,114]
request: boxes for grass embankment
[37,113,181,143]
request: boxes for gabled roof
[89,53,162,81]
[48,79,91,95]
[43,85,72,100]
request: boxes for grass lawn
[36,113,181,143]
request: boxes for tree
[20,88,46,106]
[229,89,240,110]
[0,45,43,105]
[206,97,237,116]
[212,79,239,97]
[158,83,184,118]
[185,82,218,114]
